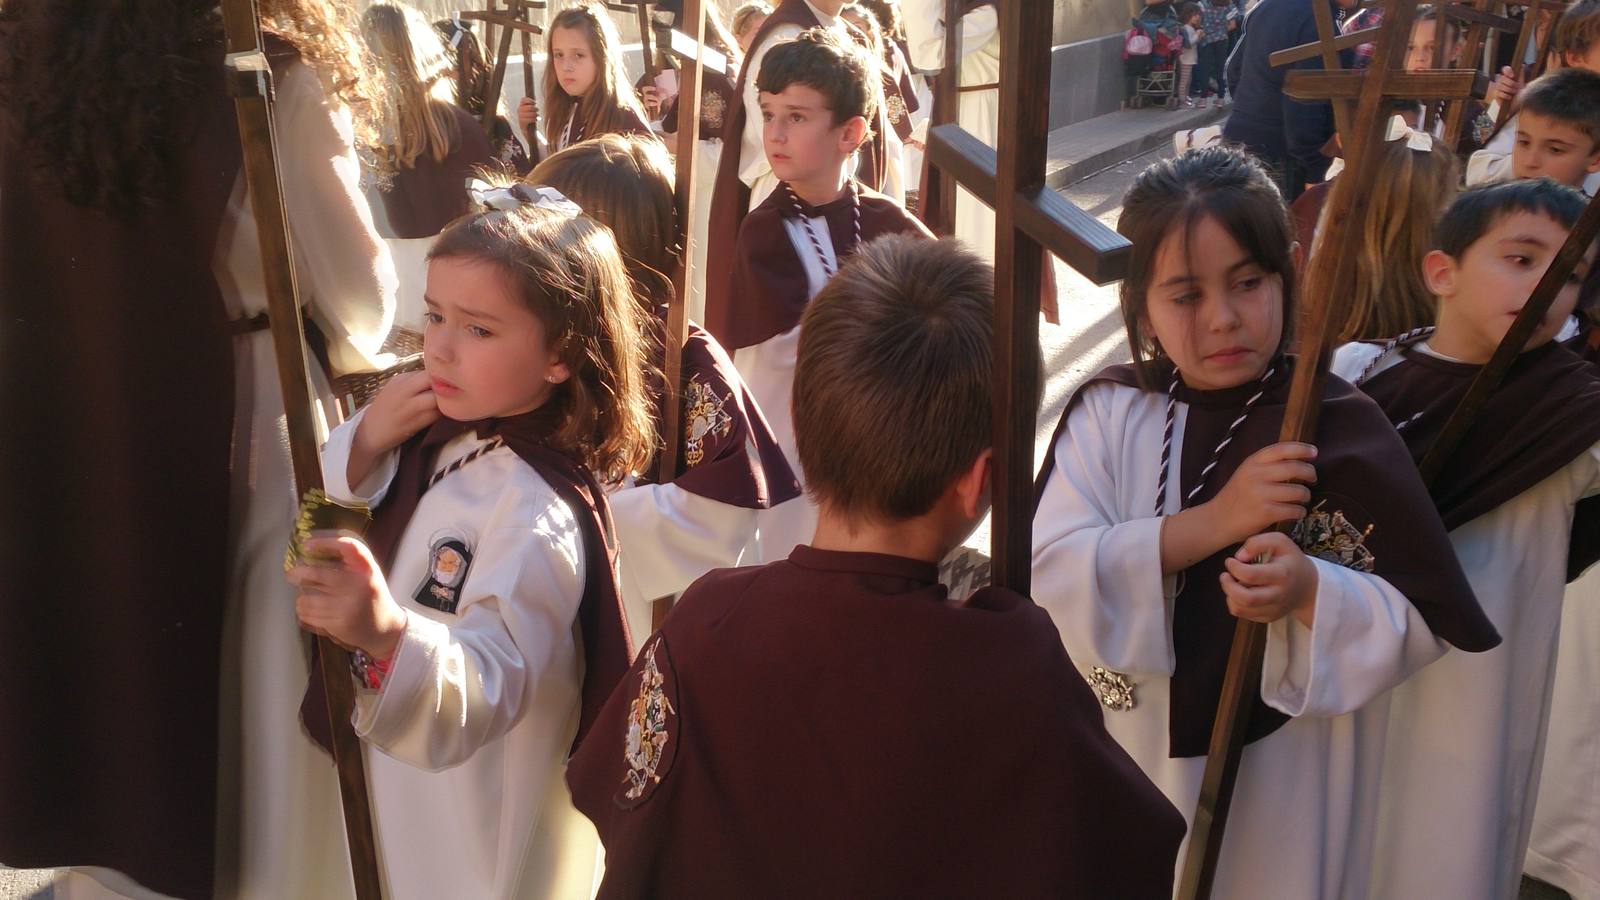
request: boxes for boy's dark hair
[1517,68,1600,149]
[1434,179,1586,259]
[1116,145,1296,384]
[1556,0,1600,62]
[794,235,1014,521]
[756,27,877,128]
[1178,2,1201,21]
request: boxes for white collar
[802,0,842,27]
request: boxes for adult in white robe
[211,58,396,900]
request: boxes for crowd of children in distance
[266,0,1600,898]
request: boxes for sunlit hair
[854,0,907,46]
[0,0,387,215]
[1116,146,1297,385]
[1311,136,1459,342]
[542,3,652,148]
[757,27,878,135]
[796,235,1007,520]
[364,2,460,168]
[730,1,773,45]
[528,134,678,310]
[1556,0,1600,61]
[429,201,656,480]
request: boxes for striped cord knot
[1155,366,1276,516]
[428,437,505,490]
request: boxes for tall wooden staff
[919,0,963,236]
[219,2,384,897]
[1177,3,1424,897]
[646,0,707,631]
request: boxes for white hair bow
[1385,114,1435,152]
[448,16,466,49]
[466,179,584,216]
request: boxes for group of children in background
[266,0,1600,898]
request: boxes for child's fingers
[1238,530,1295,561]
[1253,442,1318,464]
[301,536,378,577]
[1255,460,1318,485]
[1223,554,1276,587]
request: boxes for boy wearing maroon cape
[566,235,1186,898]
[725,29,931,560]
[1331,180,1600,900]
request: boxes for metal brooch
[1087,666,1137,712]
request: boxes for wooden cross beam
[1177,3,1431,898]
[460,0,544,151]
[606,1,661,81]
[923,0,1130,595]
[1493,0,1570,128]
[919,0,964,237]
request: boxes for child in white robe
[1033,146,1499,900]
[286,198,656,900]
[1330,179,1600,900]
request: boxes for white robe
[211,59,397,900]
[609,481,755,640]
[685,138,723,325]
[730,213,838,562]
[321,409,600,900]
[1526,564,1600,900]
[1032,379,1447,900]
[1332,341,1600,900]
[902,0,999,260]
[737,1,904,213]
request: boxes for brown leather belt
[959,82,999,92]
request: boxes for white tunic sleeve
[1466,116,1515,188]
[353,481,585,772]
[610,482,756,606]
[275,62,397,375]
[1032,386,1175,676]
[1260,559,1446,718]
[900,0,1000,72]
[319,407,400,507]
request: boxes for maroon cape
[567,546,1187,898]
[303,409,634,755]
[716,182,931,350]
[660,67,737,142]
[1036,359,1498,758]
[703,0,890,335]
[380,101,497,239]
[0,47,241,900]
[1357,340,1600,532]
[640,315,800,507]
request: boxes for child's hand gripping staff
[288,536,409,664]
[1159,441,1322,628]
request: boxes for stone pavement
[1045,103,1226,190]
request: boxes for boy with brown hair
[566,235,1185,898]
[721,27,932,562]
[1509,68,1600,189]
[1469,0,1600,189]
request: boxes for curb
[1046,106,1229,189]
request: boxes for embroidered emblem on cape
[1292,499,1376,573]
[413,537,472,614]
[886,91,908,124]
[1088,666,1137,712]
[617,637,678,808]
[683,374,735,467]
[701,89,726,132]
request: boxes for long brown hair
[542,4,652,148]
[1313,137,1459,342]
[528,134,678,310]
[429,203,656,480]
[363,1,461,169]
[1116,146,1297,385]
[0,0,386,215]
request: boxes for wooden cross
[1491,0,1569,129]
[922,3,1130,593]
[918,0,964,237]
[1438,0,1522,141]
[606,1,662,81]
[1177,4,1447,897]
[459,0,544,158]
[220,0,383,896]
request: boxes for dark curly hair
[0,0,385,216]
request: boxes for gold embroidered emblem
[682,374,735,468]
[701,90,726,133]
[623,642,675,801]
[1292,500,1376,572]
[886,91,908,125]
[1088,666,1137,712]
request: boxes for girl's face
[551,26,599,99]
[1140,214,1285,391]
[423,256,570,421]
